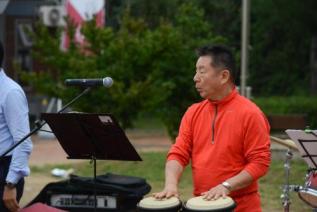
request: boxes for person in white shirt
[0,40,33,212]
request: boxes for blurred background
[1,0,317,137]
[1,0,317,211]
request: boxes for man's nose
[193,72,199,82]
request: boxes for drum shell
[298,188,317,208]
[137,197,182,212]
[183,196,236,212]
[182,203,235,212]
[137,203,182,212]
[298,171,317,208]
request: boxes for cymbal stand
[281,149,293,212]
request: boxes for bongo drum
[137,196,182,212]
[183,196,236,212]
[298,170,317,207]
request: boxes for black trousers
[0,156,24,212]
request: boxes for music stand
[41,112,142,211]
[286,129,317,169]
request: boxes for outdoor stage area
[20,132,307,211]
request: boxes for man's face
[194,56,226,100]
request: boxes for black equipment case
[26,173,151,212]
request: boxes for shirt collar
[0,68,5,83]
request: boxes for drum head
[299,188,317,208]
[138,196,181,211]
[185,196,236,211]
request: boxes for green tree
[249,0,317,95]
[107,0,317,96]
[26,2,225,138]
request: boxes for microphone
[64,77,113,87]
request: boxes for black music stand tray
[286,129,317,169]
[41,112,141,162]
[41,112,142,210]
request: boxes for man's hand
[3,186,20,212]
[153,160,183,199]
[152,184,179,199]
[201,184,230,200]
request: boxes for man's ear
[220,69,230,84]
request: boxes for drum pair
[137,196,236,212]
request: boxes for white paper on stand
[286,129,317,168]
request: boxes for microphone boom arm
[0,87,91,158]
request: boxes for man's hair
[0,40,3,67]
[196,44,236,83]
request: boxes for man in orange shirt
[154,45,271,211]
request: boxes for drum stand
[281,149,303,212]
[281,149,295,212]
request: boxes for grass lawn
[32,151,314,212]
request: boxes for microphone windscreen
[103,77,113,87]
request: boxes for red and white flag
[60,0,105,50]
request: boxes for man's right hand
[152,184,179,199]
[153,160,183,199]
[3,185,19,212]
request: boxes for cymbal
[270,136,298,151]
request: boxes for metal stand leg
[91,156,97,212]
[281,149,293,212]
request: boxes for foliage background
[24,0,317,137]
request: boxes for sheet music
[286,129,317,168]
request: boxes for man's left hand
[3,186,20,212]
[201,184,230,200]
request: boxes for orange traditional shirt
[167,88,271,210]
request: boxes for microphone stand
[0,87,91,159]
